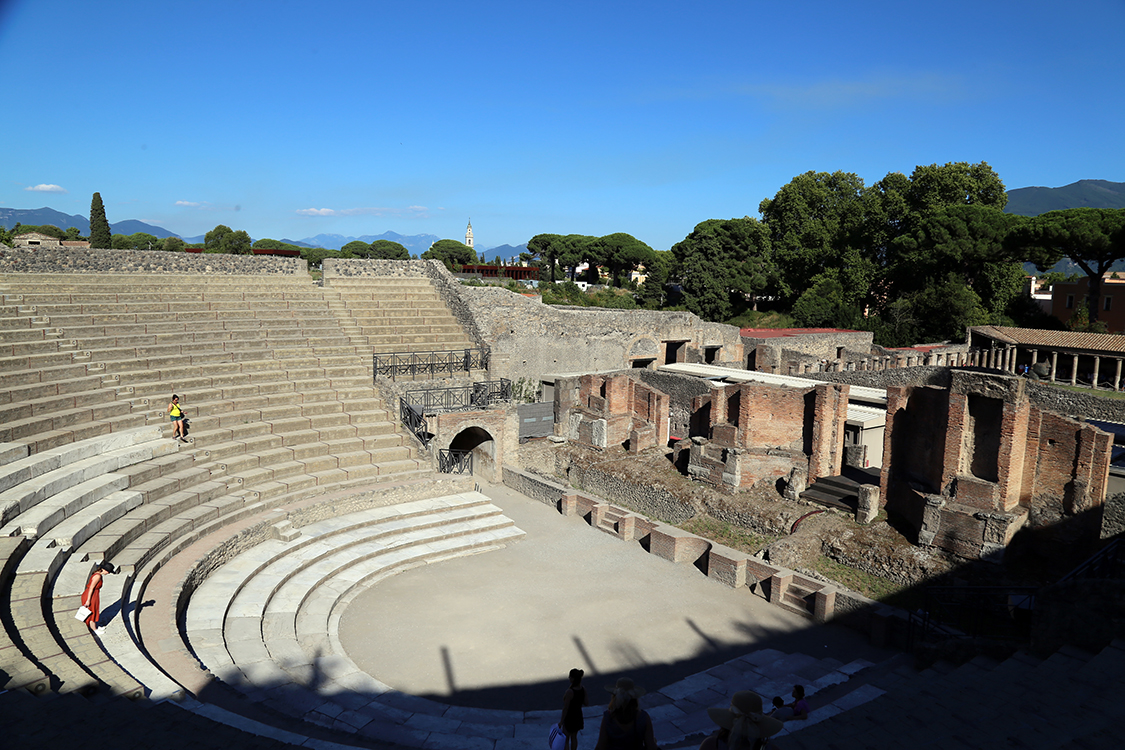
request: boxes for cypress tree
[89,192,112,248]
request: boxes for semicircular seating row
[0,271,498,745]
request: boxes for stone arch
[627,335,660,369]
[432,410,510,482]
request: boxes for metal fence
[908,586,1038,650]
[1058,538,1123,583]
[374,348,489,381]
[438,449,473,474]
[401,379,512,413]
[397,379,513,448]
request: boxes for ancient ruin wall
[0,245,307,275]
[453,285,745,383]
[882,371,1112,560]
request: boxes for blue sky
[2,0,1122,250]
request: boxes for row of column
[972,345,1124,391]
[781,350,973,376]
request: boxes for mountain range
[4,179,1122,255]
[1004,179,1125,215]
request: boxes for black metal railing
[908,585,1038,650]
[398,379,513,448]
[438,449,473,474]
[401,379,512,413]
[1057,538,1123,583]
[374,348,489,381]
[400,399,432,447]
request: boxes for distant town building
[1049,273,1125,332]
[11,232,89,249]
[465,220,474,249]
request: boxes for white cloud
[296,206,430,218]
[25,184,67,193]
[175,200,204,207]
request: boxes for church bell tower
[465,220,474,249]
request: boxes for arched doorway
[443,426,497,480]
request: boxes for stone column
[1093,356,1101,389]
[1030,349,1038,365]
[1115,359,1122,391]
[1050,352,1058,382]
[1071,354,1079,386]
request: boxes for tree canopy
[89,192,111,248]
[422,239,476,270]
[586,232,656,287]
[1006,207,1125,323]
[204,224,252,254]
[367,239,410,259]
[672,217,774,321]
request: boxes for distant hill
[477,243,529,262]
[0,206,176,238]
[1005,180,1125,216]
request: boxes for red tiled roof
[971,326,1125,354]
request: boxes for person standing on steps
[560,668,589,750]
[80,562,114,635]
[593,677,659,750]
[168,394,187,442]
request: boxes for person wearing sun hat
[702,691,784,750]
[593,677,659,750]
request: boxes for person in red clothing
[80,562,113,634]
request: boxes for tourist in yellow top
[168,394,187,442]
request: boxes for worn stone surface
[0,245,306,275]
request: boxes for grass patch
[679,515,773,555]
[811,556,922,609]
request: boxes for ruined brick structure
[553,372,670,452]
[673,380,849,491]
[881,371,1111,560]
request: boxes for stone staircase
[0,271,488,705]
[799,467,880,512]
[769,639,1125,750]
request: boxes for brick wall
[883,371,1112,560]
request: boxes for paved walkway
[338,481,897,713]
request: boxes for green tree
[791,270,865,329]
[586,232,656,287]
[368,239,410,259]
[89,192,112,248]
[1007,208,1125,324]
[111,233,131,249]
[128,232,160,251]
[341,240,371,257]
[253,238,307,254]
[161,236,186,252]
[65,226,83,241]
[904,161,1008,218]
[204,225,233,253]
[302,247,341,269]
[672,217,774,321]
[204,224,252,254]
[15,224,67,240]
[758,171,868,305]
[637,250,673,309]
[422,239,476,270]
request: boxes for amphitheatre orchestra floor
[337,481,896,713]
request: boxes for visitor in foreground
[593,677,659,750]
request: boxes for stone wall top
[322,258,430,279]
[0,244,306,275]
